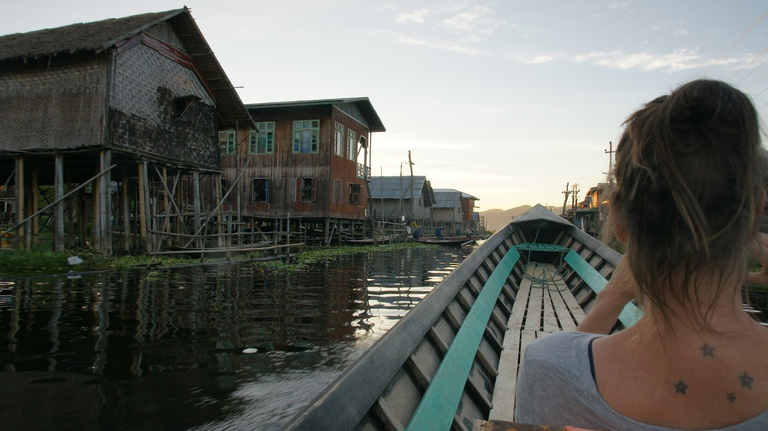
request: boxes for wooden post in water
[54,154,64,252]
[14,157,24,249]
[193,171,201,249]
[138,162,149,255]
[121,171,130,253]
[29,164,38,249]
[100,150,112,255]
[216,174,223,248]
[91,164,101,251]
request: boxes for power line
[736,51,768,84]
[703,8,768,77]
[746,70,768,90]
[729,45,768,81]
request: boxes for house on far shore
[432,189,481,232]
[213,98,385,245]
[368,175,435,223]
[575,183,610,236]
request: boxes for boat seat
[490,262,585,422]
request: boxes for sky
[3,1,768,211]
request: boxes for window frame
[250,122,275,154]
[348,183,361,206]
[252,178,269,202]
[347,129,357,161]
[334,122,345,156]
[297,177,316,202]
[219,130,236,155]
[292,120,320,154]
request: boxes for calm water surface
[0,247,470,431]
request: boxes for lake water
[0,246,471,431]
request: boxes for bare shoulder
[591,324,768,429]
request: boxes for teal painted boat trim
[564,249,641,328]
[405,246,521,431]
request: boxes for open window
[253,178,268,202]
[297,177,316,202]
[349,183,361,205]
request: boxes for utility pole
[571,183,580,215]
[605,141,615,185]
[561,182,570,217]
[408,151,415,219]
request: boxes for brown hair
[611,79,766,329]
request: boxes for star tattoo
[726,392,737,403]
[674,380,688,395]
[739,372,754,389]
[700,343,715,358]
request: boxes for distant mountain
[479,205,533,231]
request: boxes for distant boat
[413,236,479,246]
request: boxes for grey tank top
[514,331,768,430]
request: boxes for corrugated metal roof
[246,97,385,132]
[0,8,253,129]
[433,189,463,209]
[369,176,429,200]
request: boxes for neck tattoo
[700,343,715,358]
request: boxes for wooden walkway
[489,263,587,421]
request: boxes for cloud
[607,2,629,9]
[650,25,661,31]
[440,5,504,35]
[674,28,689,37]
[518,54,555,64]
[396,9,430,24]
[380,3,505,55]
[371,30,489,55]
[574,49,716,72]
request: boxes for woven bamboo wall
[0,57,106,151]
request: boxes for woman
[514,80,768,430]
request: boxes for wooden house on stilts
[213,99,386,246]
[0,8,254,255]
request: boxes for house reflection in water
[0,247,467,430]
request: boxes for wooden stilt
[122,171,130,253]
[91,165,101,250]
[15,157,24,249]
[162,167,170,249]
[193,171,201,249]
[216,175,223,248]
[138,162,149,255]
[78,188,87,248]
[66,173,76,249]
[54,154,64,252]
[101,151,112,255]
[29,164,38,249]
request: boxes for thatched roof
[0,10,181,62]
[0,7,253,128]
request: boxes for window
[252,178,268,202]
[349,183,361,205]
[220,130,236,155]
[297,178,315,202]
[347,129,357,161]
[293,120,320,153]
[250,122,275,154]
[333,179,341,203]
[334,122,344,156]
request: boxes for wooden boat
[282,204,763,430]
[414,236,479,246]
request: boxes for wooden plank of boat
[280,204,643,431]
